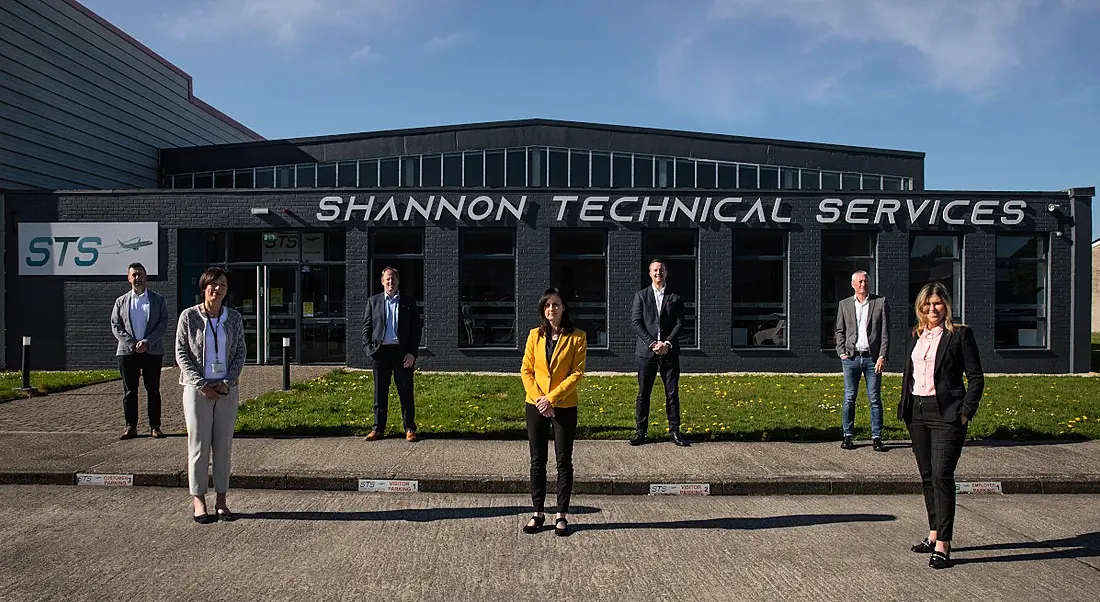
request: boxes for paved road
[1,486,1097,601]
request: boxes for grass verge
[0,370,119,402]
[237,370,1099,441]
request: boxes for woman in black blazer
[897,281,983,569]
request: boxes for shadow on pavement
[573,513,895,532]
[953,531,1100,564]
[238,505,602,522]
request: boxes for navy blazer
[631,286,684,358]
[362,291,422,359]
[897,325,984,423]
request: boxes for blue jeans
[841,355,883,438]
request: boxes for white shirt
[129,290,150,341]
[203,307,229,380]
[854,296,870,352]
[652,285,666,340]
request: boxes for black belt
[853,350,873,358]
[915,395,937,403]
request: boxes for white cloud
[424,31,473,52]
[350,44,382,61]
[160,0,408,45]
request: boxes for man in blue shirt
[362,267,423,442]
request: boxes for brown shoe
[405,430,418,442]
[119,427,138,440]
[150,428,165,439]
[365,430,383,441]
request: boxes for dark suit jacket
[631,286,684,358]
[897,325,984,423]
[362,291,422,360]
[834,294,889,360]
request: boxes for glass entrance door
[264,265,298,364]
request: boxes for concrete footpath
[2,366,1099,495]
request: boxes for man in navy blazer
[630,259,689,447]
[363,266,423,442]
[109,262,168,440]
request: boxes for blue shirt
[383,293,400,345]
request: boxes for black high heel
[911,537,936,553]
[554,517,570,537]
[929,548,952,569]
[522,515,545,534]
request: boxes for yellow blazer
[521,327,586,408]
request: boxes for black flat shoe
[215,508,237,522]
[554,517,570,537]
[629,435,646,446]
[929,550,952,569]
[522,515,545,534]
[911,538,936,553]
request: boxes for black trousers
[118,353,162,429]
[634,354,681,435]
[371,345,416,433]
[907,397,968,542]
[526,403,577,514]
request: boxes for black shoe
[215,508,237,522]
[629,434,646,446]
[911,537,936,553]
[841,436,855,450]
[670,432,691,447]
[929,549,952,569]
[119,427,138,440]
[554,517,570,537]
[522,515,545,534]
[872,437,886,452]
[192,512,214,524]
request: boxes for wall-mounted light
[1046,203,1060,214]
[249,207,270,215]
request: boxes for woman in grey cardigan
[176,266,246,524]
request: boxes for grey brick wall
[5,188,1091,373]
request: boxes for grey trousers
[182,385,239,496]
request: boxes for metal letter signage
[19,222,158,276]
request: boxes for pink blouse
[911,326,944,396]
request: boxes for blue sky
[86,0,1100,235]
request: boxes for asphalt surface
[0,486,1097,602]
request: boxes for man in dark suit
[834,270,889,451]
[363,266,423,442]
[630,259,688,447]
[109,262,168,440]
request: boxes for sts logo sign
[19,222,159,276]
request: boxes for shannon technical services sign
[19,222,159,276]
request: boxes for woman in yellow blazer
[520,287,587,536]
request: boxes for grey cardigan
[110,289,169,356]
[175,305,246,387]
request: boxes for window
[548,149,568,187]
[173,174,193,189]
[255,168,274,188]
[379,159,399,187]
[612,153,632,188]
[862,174,882,191]
[634,156,653,188]
[506,149,526,186]
[317,163,336,187]
[779,168,798,190]
[194,172,213,189]
[910,235,962,321]
[738,164,758,189]
[402,157,418,187]
[732,231,788,348]
[995,235,1048,348]
[460,229,516,348]
[801,169,820,190]
[821,232,875,348]
[759,166,778,189]
[656,158,671,188]
[486,150,504,187]
[360,160,379,188]
[422,155,442,187]
[528,148,546,187]
[443,154,462,187]
[883,176,901,191]
[552,230,608,348]
[214,171,233,188]
[372,229,425,346]
[337,162,358,187]
[697,161,717,189]
[674,159,695,188]
[295,164,316,188]
[718,163,737,188]
[569,150,589,187]
[275,166,293,188]
[591,152,611,188]
[234,169,254,189]
[642,230,698,347]
[842,172,861,191]
[821,171,840,190]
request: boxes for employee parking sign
[19,222,159,276]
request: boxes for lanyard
[209,309,222,355]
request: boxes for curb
[3,471,1100,495]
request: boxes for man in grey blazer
[834,270,888,451]
[110,263,169,439]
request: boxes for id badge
[212,362,226,374]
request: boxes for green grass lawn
[0,370,119,402]
[237,370,1100,441]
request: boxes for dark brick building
[5,119,1094,373]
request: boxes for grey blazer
[175,305,247,387]
[110,289,169,356]
[834,294,889,360]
